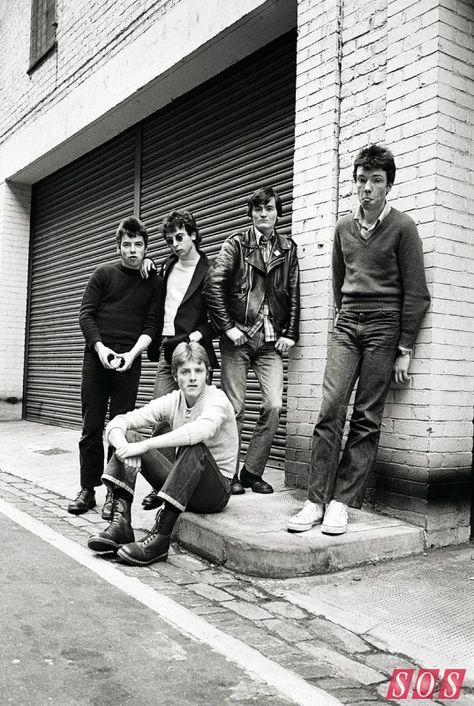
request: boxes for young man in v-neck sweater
[288,144,430,536]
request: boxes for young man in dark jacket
[142,210,217,509]
[68,217,163,519]
[288,144,430,536]
[203,187,300,495]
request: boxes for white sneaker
[287,500,324,532]
[321,500,348,535]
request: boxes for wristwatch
[397,348,411,357]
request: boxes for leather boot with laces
[101,488,114,521]
[87,496,134,553]
[68,487,96,515]
[117,504,179,566]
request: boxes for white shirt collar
[353,201,391,230]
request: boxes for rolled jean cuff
[102,452,139,497]
[157,491,185,512]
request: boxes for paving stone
[215,584,263,603]
[193,605,231,617]
[306,616,372,653]
[316,677,363,690]
[263,617,314,642]
[188,582,234,602]
[169,553,209,572]
[224,600,273,621]
[329,687,380,703]
[297,643,385,686]
[63,515,91,527]
[262,600,308,619]
[197,569,240,586]
[362,651,419,676]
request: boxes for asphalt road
[0,513,293,706]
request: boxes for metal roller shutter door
[25,129,137,427]
[139,31,296,467]
[25,30,296,469]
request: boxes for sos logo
[386,669,466,700]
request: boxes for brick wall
[288,0,474,543]
[0,0,177,143]
[0,182,32,420]
[286,0,342,486]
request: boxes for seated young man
[87,342,238,566]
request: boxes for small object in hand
[108,354,124,369]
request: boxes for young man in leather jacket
[203,187,300,495]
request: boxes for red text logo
[386,669,466,700]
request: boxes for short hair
[160,210,201,249]
[116,216,148,248]
[353,144,396,186]
[246,186,283,219]
[171,341,211,378]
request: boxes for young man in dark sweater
[68,217,163,518]
[288,144,430,536]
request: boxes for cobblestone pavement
[1,469,473,706]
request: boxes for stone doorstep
[172,487,426,578]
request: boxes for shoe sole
[241,484,274,494]
[87,535,134,553]
[141,502,163,510]
[321,525,347,535]
[67,503,96,515]
[116,548,168,566]
[287,519,322,532]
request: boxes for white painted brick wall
[0,181,31,420]
[288,0,473,538]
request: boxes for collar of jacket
[241,227,291,274]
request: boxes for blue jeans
[220,329,283,476]
[103,432,231,513]
[308,311,400,509]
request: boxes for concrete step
[175,471,426,578]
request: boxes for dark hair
[353,144,396,186]
[171,341,211,378]
[246,186,283,219]
[160,210,201,249]
[116,216,148,248]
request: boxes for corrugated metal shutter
[25,30,296,468]
[25,129,137,426]
[139,31,296,467]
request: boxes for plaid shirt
[244,230,277,342]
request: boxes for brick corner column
[285,0,342,488]
[0,181,32,421]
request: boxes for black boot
[141,488,161,510]
[68,487,96,515]
[101,488,113,520]
[117,503,180,566]
[87,495,134,553]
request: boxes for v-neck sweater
[332,208,430,348]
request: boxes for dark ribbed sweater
[79,263,163,353]
[332,208,430,349]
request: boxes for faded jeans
[220,329,283,476]
[308,310,400,509]
[103,431,231,513]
